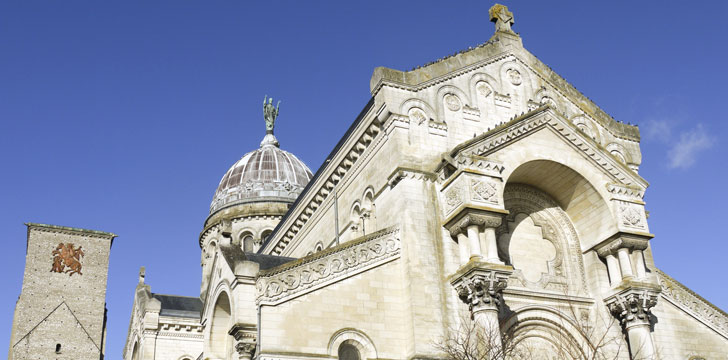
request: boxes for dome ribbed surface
[210,138,313,214]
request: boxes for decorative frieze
[256,227,400,305]
[657,270,728,338]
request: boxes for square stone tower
[7,223,115,360]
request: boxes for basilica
[114,4,728,360]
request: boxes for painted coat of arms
[51,243,85,276]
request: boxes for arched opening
[338,342,361,360]
[505,160,615,250]
[131,341,139,360]
[241,232,254,252]
[55,343,61,354]
[210,292,232,358]
[260,229,272,244]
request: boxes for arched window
[242,233,254,252]
[261,229,272,243]
[55,344,61,354]
[338,343,361,360]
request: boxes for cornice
[657,269,728,339]
[261,102,384,256]
[26,222,116,240]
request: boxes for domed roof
[210,98,313,214]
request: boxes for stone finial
[489,4,515,34]
[138,266,145,284]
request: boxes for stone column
[482,219,503,264]
[451,263,513,359]
[456,233,470,265]
[605,254,622,286]
[617,248,634,279]
[605,286,660,360]
[633,250,647,279]
[466,224,482,260]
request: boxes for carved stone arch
[436,85,471,120]
[502,305,591,360]
[327,328,377,360]
[499,158,617,253]
[571,114,602,145]
[498,184,588,294]
[534,86,558,108]
[350,201,362,233]
[400,98,437,122]
[606,142,631,165]
[177,356,195,360]
[498,59,534,115]
[498,58,536,90]
[469,72,501,100]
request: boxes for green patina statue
[263,95,280,134]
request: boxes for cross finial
[489,4,515,34]
[138,266,146,284]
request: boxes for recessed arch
[209,290,232,358]
[504,159,616,250]
[502,305,594,360]
[130,340,139,360]
[400,98,437,122]
[328,328,377,360]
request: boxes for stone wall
[9,223,114,360]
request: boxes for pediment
[451,106,647,190]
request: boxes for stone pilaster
[604,282,660,359]
[229,323,256,360]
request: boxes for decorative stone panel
[256,227,400,305]
[439,157,506,220]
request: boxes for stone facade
[8,223,115,360]
[119,4,728,360]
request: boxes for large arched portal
[209,291,232,358]
[504,160,616,251]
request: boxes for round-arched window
[338,343,361,360]
[242,234,254,252]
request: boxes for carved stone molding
[604,284,660,328]
[445,209,505,238]
[451,262,513,314]
[615,200,648,232]
[657,270,728,339]
[256,227,400,305]
[606,183,645,202]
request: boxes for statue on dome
[263,95,281,134]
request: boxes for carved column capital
[595,232,651,258]
[451,262,513,315]
[604,284,660,329]
[229,323,256,360]
[445,208,506,238]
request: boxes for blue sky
[1,1,726,357]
